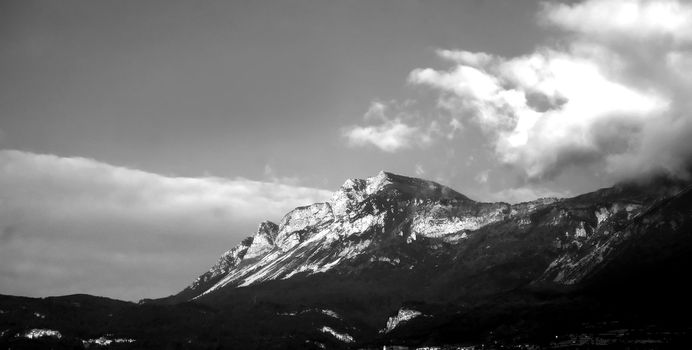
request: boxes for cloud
[404,0,692,183]
[345,119,423,152]
[343,101,429,152]
[343,100,462,152]
[487,185,572,204]
[474,170,489,184]
[543,0,692,44]
[414,164,426,177]
[262,163,302,186]
[0,150,332,301]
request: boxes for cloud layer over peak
[0,150,331,301]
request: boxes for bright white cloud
[345,119,423,152]
[0,150,332,301]
[406,0,692,181]
[344,101,439,152]
[543,0,692,44]
[436,49,495,67]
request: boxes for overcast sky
[1,0,691,301]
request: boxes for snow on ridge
[319,309,340,319]
[277,308,341,319]
[319,326,355,343]
[595,207,612,227]
[83,336,135,346]
[575,222,588,238]
[382,308,423,333]
[23,329,62,339]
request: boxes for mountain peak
[330,171,473,219]
[244,220,279,259]
[257,220,279,237]
[365,170,393,195]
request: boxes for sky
[1,0,691,301]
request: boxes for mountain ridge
[166,171,689,306]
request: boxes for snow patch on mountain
[277,308,341,319]
[318,309,341,319]
[382,308,423,333]
[23,329,62,339]
[575,222,588,238]
[83,336,136,346]
[625,204,642,219]
[595,207,612,227]
[319,326,354,343]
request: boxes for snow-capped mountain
[176,171,504,299]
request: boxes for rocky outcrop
[275,203,334,251]
[244,221,279,259]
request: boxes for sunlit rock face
[539,201,647,285]
[411,201,509,239]
[330,178,368,220]
[274,203,334,251]
[244,221,279,259]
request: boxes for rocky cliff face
[244,221,279,259]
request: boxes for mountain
[170,171,687,303]
[1,171,691,349]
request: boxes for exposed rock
[244,221,279,259]
[275,203,334,251]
